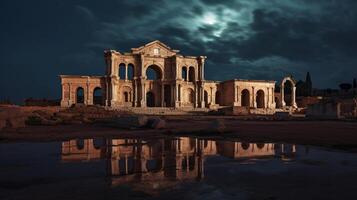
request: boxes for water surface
[1,137,357,200]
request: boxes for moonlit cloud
[1,0,357,102]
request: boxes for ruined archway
[188,67,195,82]
[256,90,265,108]
[281,76,297,108]
[146,91,155,107]
[146,65,162,80]
[76,87,84,104]
[241,89,250,107]
[93,87,103,105]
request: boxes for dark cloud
[1,0,357,103]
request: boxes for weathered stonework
[60,40,297,114]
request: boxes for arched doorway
[204,90,209,108]
[146,92,155,107]
[188,67,195,82]
[93,87,103,105]
[241,89,250,107]
[146,65,162,80]
[256,90,265,108]
[76,87,84,104]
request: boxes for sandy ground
[1,116,357,150]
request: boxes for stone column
[175,84,180,108]
[105,78,109,106]
[86,82,91,105]
[200,85,205,108]
[281,86,286,107]
[267,87,270,109]
[233,85,239,106]
[252,87,256,108]
[125,65,128,80]
[195,84,198,108]
[161,84,165,107]
[134,79,138,107]
[110,79,117,107]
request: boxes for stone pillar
[138,77,146,107]
[233,85,239,106]
[105,78,109,106]
[281,86,286,107]
[199,56,205,81]
[252,87,256,108]
[161,84,165,107]
[134,79,138,107]
[292,86,297,108]
[175,84,180,108]
[110,79,117,107]
[86,82,91,105]
[200,85,205,108]
[272,87,275,106]
[195,84,198,108]
[125,65,128,80]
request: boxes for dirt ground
[1,115,357,151]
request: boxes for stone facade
[60,40,297,114]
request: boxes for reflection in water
[61,137,297,191]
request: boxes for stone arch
[93,87,104,105]
[256,143,265,149]
[146,64,163,80]
[188,67,195,82]
[146,91,155,107]
[256,90,265,108]
[281,76,297,108]
[119,63,126,80]
[182,66,187,81]
[241,143,250,150]
[241,89,250,107]
[76,87,84,104]
[121,86,132,103]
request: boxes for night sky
[1,0,357,103]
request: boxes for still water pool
[1,137,357,200]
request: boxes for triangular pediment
[131,40,179,57]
